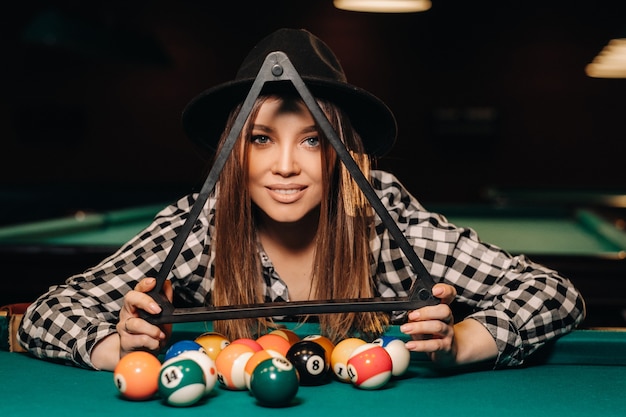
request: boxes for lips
[266,184,307,203]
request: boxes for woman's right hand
[91,277,173,371]
[117,277,173,358]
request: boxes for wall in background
[1,0,625,220]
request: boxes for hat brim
[181,77,397,158]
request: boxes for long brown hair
[210,93,389,342]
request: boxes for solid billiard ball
[286,340,328,385]
[269,328,301,345]
[164,340,206,362]
[243,349,285,389]
[255,333,292,356]
[215,342,255,390]
[195,332,230,361]
[249,357,299,407]
[372,336,411,376]
[230,337,264,352]
[330,337,367,382]
[347,343,393,390]
[302,334,335,370]
[177,350,218,394]
[158,357,206,407]
[113,351,161,401]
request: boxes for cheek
[304,151,324,179]
[246,150,264,182]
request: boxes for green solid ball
[158,357,206,407]
[249,357,299,407]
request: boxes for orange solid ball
[256,333,292,356]
[113,351,161,400]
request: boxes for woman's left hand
[400,283,458,365]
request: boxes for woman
[18,29,585,371]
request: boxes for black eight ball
[286,340,328,385]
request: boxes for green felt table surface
[433,205,626,257]
[1,204,625,258]
[0,204,165,247]
[2,203,625,259]
[1,202,625,261]
[1,323,625,417]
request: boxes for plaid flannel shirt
[18,170,585,369]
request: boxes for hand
[117,277,173,358]
[400,283,458,365]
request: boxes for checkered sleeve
[370,170,586,368]
[18,194,215,369]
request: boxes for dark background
[2,0,625,219]
[0,1,624,323]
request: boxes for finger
[405,337,453,354]
[401,319,451,339]
[134,277,157,293]
[406,304,454,324]
[123,317,166,339]
[121,332,165,353]
[432,283,457,305]
[123,290,163,316]
[118,317,166,354]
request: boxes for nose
[271,144,300,176]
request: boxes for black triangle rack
[141,51,439,325]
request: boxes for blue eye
[304,136,320,147]
[251,135,271,144]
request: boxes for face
[247,97,324,226]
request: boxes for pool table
[1,322,625,416]
[0,203,625,326]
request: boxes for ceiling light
[334,0,432,13]
[586,38,626,78]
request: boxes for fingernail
[433,286,444,296]
[400,324,409,333]
[149,302,161,313]
[145,278,155,284]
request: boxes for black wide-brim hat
[181,28,397,157]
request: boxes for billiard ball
[330,337,366,382]
[158,357,206,407]
[249,357,299,407]
[164,340,206,362]
[113,351,161,401]
[372,336,411,376]
[269,328,301,345]
[255,333,292,356]
[177,350,218,394]
[230,337,263,352]
[195,332,230,361]
[347,343,393,390]
[286,340,328,385]
[302,334,335,370]
[215,342,255,390]
[243,349,285,389]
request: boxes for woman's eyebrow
[250,124,318,134]
[300,125,319,134]
[251,124,273,132]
